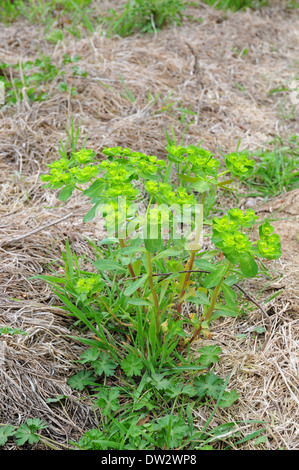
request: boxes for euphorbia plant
[41,143,281,359]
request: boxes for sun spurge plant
[41,142,281,356]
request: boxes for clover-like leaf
[92,353,117,377]
[78,346,102,364]
[165,383,197,399]
[153,415,189,449]
[14,419,47,446]
[77,428,106,450]
[198,345,222,367]
[194,372,224,399]
[146,373,171,391]
[0,425,16,446]
[67,370,97,391]
[121,352,143,377]
[218,389,239,408]
[95,388,120,416]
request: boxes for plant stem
[118,238,135,278]
[177,195,204,314]
[184,263,231,348]
[119,237,142,298]
[145,249,160,336]
[177,251,195,314]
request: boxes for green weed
[103,0,186,37]
[243,135,299,197]
[29,139,283,449]
[201,0,267,11]
[0,54,87,107]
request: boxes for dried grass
[0,1,298,449]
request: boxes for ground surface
[0,1,298,450]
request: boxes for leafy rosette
[212,210,281,277]
[224,151,255,179]
[212,215,257,278]
[257,222,281,260]
[228,208,258,228]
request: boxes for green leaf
[83,202,102,222]
[147,373,171,391]
[239,252,258,278]
[153,247,182,261]
[165,383,197,399]
[198,345,222,367]
[153,415,189,449]
[121,353,143,377]
[221,283,237,306]
[124,274,148,296]
[222,246,241,265]
[79,346,102,364]
[177,173,198,183]
[194,372,224,400]
[45,395,67,404]
[193,259,216,272]
[127,298,150,306]
[0,327,27,336]
[92,353,117,377]
[203,264,227,289]
[218,389,239,408]
[0,425,16,446]
[14,419,47,446]
[94,259,127,273]
[95,388,120,416]
[188,291,210,306]
[144,238,164,254]
[190,180,211,193]
[212,304,239,319]
[83,179,104,199]
[120,237,143,255]
[67,370,97,391]
[57,184,75,201]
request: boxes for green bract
[228,208,258,227]
[211,209,281,277]
[259,220,275,238]
[73,148,97,164]
[221,231,252,253]
[224,152,255,178]
[212,215,238,233]
[257,222,281,260]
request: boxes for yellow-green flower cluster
[41,157,72,188]
[228,208,258,227]
[257,222,281,260]
[76,275,102,295]
[166,144,220,176]
[69,165,99,183]
[188,147,219,174]
[41,150,100,189]
[144,181,195,207]
[175,186,196,206]
[106,183,139,199]
[165,144,188,163]
[101,147,166,179]
[212,215,238,233]
[224,152,255,178]
[73,148,96,164]
[212,211,254,255]
[97,159,139,200]
[221,231,252,253]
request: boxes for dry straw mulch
[0,1,298,449]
